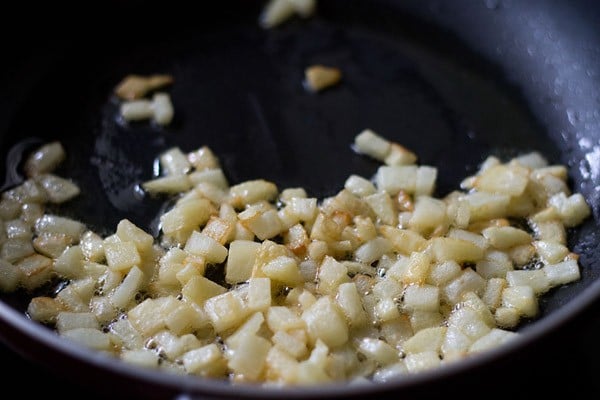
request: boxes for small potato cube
[304,65,342,92]
[17,253,53,291]
[415,166,437,196]
[533,240,568,264]
[182,343,227,377]
[62,328,111,351]
[379,226,427,256]
[344,175,376,197]
[182,275,227,306]
[336,282,368,327]
[302,296,349,347]
[403,326,446,354]
[160,198,215,244]
[482,226,532,250]
[27,296,65,323]
[109,266,145,309]
[262,255,303,287]
[56,312,99,333]
[227,333,272,381]
[544,259,580,287]
[104,241,141,272]
[317,256,350,295]
[506,269,550,295]
[272,329,308,359]
[442,269,486,305]
[482,277,506,310]
[204,291,249,332]
[404,351,441,373]
[385,142,417,166]
[476,250,513,279]
[34,214,86,241]
[375,165,417,196]
[403,284,440,312]
[427,260,461,287]
[354,129,391,162]
[116,219,154,255]
[548,192,591,227]
[121,349,160,369]
[469,328,517,353]
[33,232,73,259]
[184,231,227,264]
[0,259,23,292]
[35,174,80,204]
[354,237,392,265]
[502,286,538,318]
[460,192,510,222]
[494,307,521,329]
[267,306,305,332]
[80,231,105,262]
[142,175,191,194]
[430,237,484,263]
[202,216,234,245]
[228,179,278,208]
[357,338,399,366]
[226,240,261,284]
[474,164,529,196]
[365,191,397,226]
[248,277,272,311]
[54,245,85,279]
[24,141,66,177]
[239,208,283,241]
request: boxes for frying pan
[1,0,599,398]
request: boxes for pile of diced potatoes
[0,130,591,386]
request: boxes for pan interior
[0,0,596,366]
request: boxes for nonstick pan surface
[0,0,599,398]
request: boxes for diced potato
[442,269,486,305]
[354,237,391,265]
[474,164,529,196]
[317,256,350,295]
[365,191,397,226]
[502,286,538,318]
[430,237,484,263]
[239,207,284,241]
[375,165,417,196]
[506,269,550,295]
[248,277,272,312]
[184,231,227,264]
[226,240,261,284]
[104,241,141,272]
[482,226,532,249]
[336,282,368,327]
[160,198,215,244]
[304,65,342,92]
[403,284,440,312]
[35,174,80,204]
[354,129,391,162]
[204,291,249,332]
[1,238,35,263]
[182,344,227,377]
[34,214,86,241]
[54,245,85,279]
[24,141,66,177]
[344,175,376,197]
[469,328,517,353]
[62,328,111,351]
[460,192,510,222]
[228,179,278,209]
[379,226,427,255]
[302,296,348,347]
[357,338,398,366]
[121,349,160,369]
[0,259,23,292]
[109,266,144,309]
[142,175,191,194]
[404,351,441,373]
[17,253,53,291]
[56,312,99,333]
[403,327,447,354]
[182,275,227,306]
[262,255,303,287]
[544,259,580,287]
[27,296,65,323]
[79,231,105,262]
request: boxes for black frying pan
[1,0,599,398]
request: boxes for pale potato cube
[24,141,66,177]
[336,282,368,327]
[109,318,144,350]
[56,312,99,333]
[35,174,80,204]
[226,240,261,284]
[548,192,591,227]
[304,65,342,92]
[403,327,447,354]
[372,362,408,383]
[227,333,272,381]
[79,231,105,262]
[262,255,303,287]
[357,338,399,366]
[506,269,550,295]
[204,291,249,332]
[248,277,272,311]
[460,192,510,222]
[441,325,472,360]
[121,349,160,368]
[188,168,229,190]
[354,237,392,265]
[385,142,417,166]
[32,232,72,259]
[447,229,489,250]
[354,129,391,162]
[365,191,397,226]
[62,328,111,351]
[187,145,220,171]
[495,306,521,329]
[116,219,154,255]
[142,175,191,194]
[153,330,202,360]
[228,179,278,208]
[54,245,85,279]
[184,231,227,263]
[160,198,215,244]
[317,256,350,295]
[404,351,441,373]
[344,175,376,197]
[166,302,209,335]
[409,310,443,332]
[17,253,53,291]
[442,269,486,305]
[415,166,437,196]
[403,284,440,312]
[302,296,349,347]
[448,306,491,341]
[109,266,145,309]
[469,328,518,353]
[482,226,532,249]
[182,343,226,376]
[104,241,141,272]
[375,297,401,322]
[182,275,227,306]
[476,250,514,279]
[544,259,580,286]
[34,214,86,240]
[474,164,529,196]
[482,278,506,310]
[266,306,305,332]
[394,251,431,285]
[90,296,118,324]
[272,329,308,359]
[533,240,568,264]
[430,237,484,263]
[239,208,283,241]
[427,260,461,286]
[531,219,566,244]
[375,165,417,196]
[0,259,23,292]
[379,226,427,255]
[502,286,538,318]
